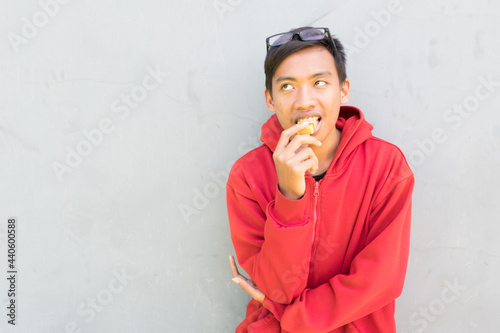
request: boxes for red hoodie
[227,106,414,333]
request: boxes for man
[227,26,414,332]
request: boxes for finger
[291,147,319,165]
[286,147,319,171]
[279,138,322,164]
[286,158,319,178]
[231,276,265,304]
[274,122,310,154]
[274,135,322,166]
[238,279,254,294]
[285,122,322,143]
[234,277,256,294]
[282,122,310,137]
[287,134,322,152]
[247,279,258,289]
[238,279,265,304]
[304,159,320,175]
[229,255,240,278]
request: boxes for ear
[340,78,351,104]
[264,89,276,113]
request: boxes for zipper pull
[313,181,319,197]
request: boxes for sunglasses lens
[300,28,326,41]
[266,28,332,51]
[268,33,293,47]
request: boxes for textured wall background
[1,0,499,332]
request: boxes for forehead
[273,46,337,81]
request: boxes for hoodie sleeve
[227,169,315,304]
[262,175,414,332]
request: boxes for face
[265,46,350,144]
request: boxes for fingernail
[232,278,240,285]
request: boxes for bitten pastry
[296,117,319,135]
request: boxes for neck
[312,127,342,175]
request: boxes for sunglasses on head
[265,27,337,52]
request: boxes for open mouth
[296,117,320,135]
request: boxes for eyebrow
[275,71,334,83]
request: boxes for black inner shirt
[312,171,327,182]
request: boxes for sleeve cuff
[263,296,286,321]
[268,184,308,226]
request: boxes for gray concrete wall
[0,0,499,332]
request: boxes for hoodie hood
[260,105,374,172]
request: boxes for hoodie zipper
[313,181,319,224]
[308,181,320,282]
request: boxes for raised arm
[227,123,323,304]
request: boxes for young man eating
[227,26,414,332]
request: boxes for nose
[295,86,317,110]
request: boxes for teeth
[296,117,319,124]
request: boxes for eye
[281,83,293,91]
[315,80,327,87]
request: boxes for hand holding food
[296,117,318,135]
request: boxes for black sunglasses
[265,27,337,52]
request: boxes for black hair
[264,26,347,95]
